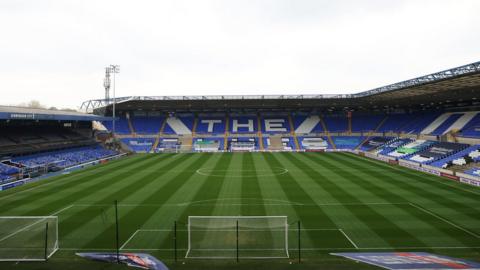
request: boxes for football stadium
[1,61,480,270]
[2,1,480,270]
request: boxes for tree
[24,100,46,109]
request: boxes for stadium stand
[464,167,480,177]
[404,112,442,134]
[359,137,392,151]
[263,136,295,151]
[193,138,223,152]
[323,115,348,132]
[331,136,364,149]
[229,137,257,151]
[408,142,469,164]
[121,138,155,152]
[430,145,480,168]
[0,163,20,183]
[156,138,181,152]
[229,115,258,134]
[387,140,436,157]
[102,116,131,134]
[12,146,117,169]
[260,116,291,134]
[351,114,384,132]
[459,113,480,138]
[429,114,463,136]
[131,116,164,134]
[293,115,324,134]
[297,137,329,150]
[195,118,226,134]
[163,116,194,135]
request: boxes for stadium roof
[82,60,480,113]
[0,106,109,121]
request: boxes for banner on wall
[332,252,480,270]
[76,253,169,270]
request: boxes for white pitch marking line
[351,153,480,196]
[69,201,408,207]
[339,229,359,249]
[58,246,480,251]
[408,202,480,239]
[120,229,141,250]
[0,204,73,243]
[51,204,75,216]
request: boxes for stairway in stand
[319,116,336,149]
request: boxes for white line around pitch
[408,202,480,239]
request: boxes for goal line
[185,216,289,259]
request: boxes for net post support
[44,222,49,261]
[297,220,301,264]
[236,220,239,263]
[174,220,177,263]
[115,200,120,263]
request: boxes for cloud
[0,0,479,109]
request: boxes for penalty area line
[339,229,359,249]
[119,229,141,250]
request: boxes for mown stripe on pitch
[0,154,163,215]
[306,153,477,247]
[241,153,276,254]
[153,153,235,253]
[334,153,480,222]
[261,152,339,250]
[289,152,427,248]
[279,152,390,249]
[342,152,480,199]
[61,154,194,246]
[240,153,269,215]
[78,153,212,249]
[0,154,152,205]
[10,154,170,216]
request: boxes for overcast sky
[1,0,479,109]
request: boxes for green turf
[0,152,479,269]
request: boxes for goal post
[186,216,289,259]
[0,216,59,261]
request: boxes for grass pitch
[0,152,479,270]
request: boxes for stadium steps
[268,136,284,150]
[179,136,193,151]
[319,116,336,149]
[152,137,160,153]
[159,116,167,135]
[166,117,192,135]
[257,115,264,150]
[126,113,136,136]
[421,113,451,134]
[348,114,352,134]
[376,115,389,133]
[288,115,300,150]
[192,117,199,137]
[356,115,389,150]
[445,112,477,134]
[224,115,229,151]
[294,115,320,133]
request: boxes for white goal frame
[186,216,289,259]
[0,216,59,261]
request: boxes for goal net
[0,216,59,261]
[186,216,288,259]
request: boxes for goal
[0,216,59,261]
[186,216,289,259]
